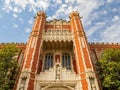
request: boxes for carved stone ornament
[19,70,29,90]
[55,63,61,80]
[42,30,73,42]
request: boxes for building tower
[14,11,100,90]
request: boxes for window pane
[44,56,47,70]
[68,56,71,70]
[66,55,69,70]
[62,53,71,70]
[44,53,53,71]
[50,55,53,67]
[65,55,67,68]
[48,55,50,69]
[62,55,64,68]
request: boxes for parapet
[0,42,27,45]
[89,42,120,45]
[0,43,27,50]
[46,19,70,25]
[89,42,120,49]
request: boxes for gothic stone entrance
[36,82,76,90]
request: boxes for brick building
[1,11,120,90]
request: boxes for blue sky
[0,0,120,43]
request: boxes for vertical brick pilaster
[70,11,100,90]
[37,59,42,74]
[73,58,78,74]
[70,11,88,90]
[15,11,46,90]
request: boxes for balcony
[36,64,80,82]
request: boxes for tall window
[62,53,71,70]
[44,53,53,70]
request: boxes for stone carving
[42,30,73,42]
[19,70,28,90]
[19,76,27,90]
[89,77,96,90]
[87,69,95,78]
[56,64,61,80]
[87,69,96,90]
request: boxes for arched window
[44,53,53,70]
[62,53,71,70]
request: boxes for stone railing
[36,66,80,81]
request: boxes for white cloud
[52,0,104,23]
[2,0,103,22]
[13,24,18,29]
[103,11,107,14]
[28,18,33,24]
[3,0,50,14]
[4,0,10,4]
[107,0,113,3]
[19,18,23,24]
[3,0,103,22]
[100,20,120,42]
[112,15,120,22]
[86,21,106,39]
[47,16,52,20]
[2,0,119,42]
[35,0,49,10]
[87,26,99,38]
[13,7,22,13]
[13,13,18,18]
[2,5,13,13]
[13,7,18,13]
[19,18,23,21]
[0,15,2,19]
[86,21,92,27]
[65,0,74,3]
[13,0,28,10]
[112,8,117,12]
[55,0,62,4]
[24,28,31,33]
[96,22,106,26]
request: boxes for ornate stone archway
[42,85,74,90]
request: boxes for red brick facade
[0,11,120,90]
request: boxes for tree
[0,44,20,90]
[96,49,120,90]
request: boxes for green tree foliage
[96,49,120,90]
[0,44,20,90]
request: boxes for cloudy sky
[0,0,120,43]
